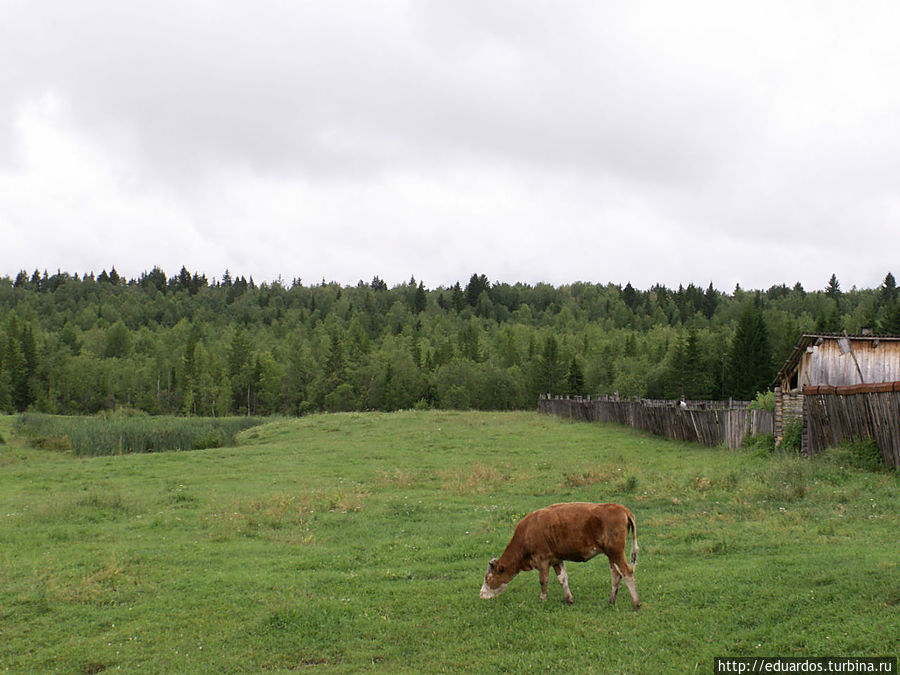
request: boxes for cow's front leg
[609,564,621,606]
[554,563,575,605]
[538,563,550,601]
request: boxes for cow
[479,502,640,610]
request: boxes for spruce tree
[702,283,718,319]
[879,272,897,309]
[726,299,773,400]
[465,274,490,307]
[879,299,900,335]
[566,357,585,396]
[535,335,565,395]
[825,274,841,300]
[0,365,11,413]
[412,282,427,314]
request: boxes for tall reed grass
[17,412,265,456]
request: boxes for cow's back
[514,502,631,564]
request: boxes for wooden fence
[538,395,773,450]
[803,385,900,469]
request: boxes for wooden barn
[773,332,900,466]
[775,332,900,392]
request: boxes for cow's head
[480,558,509,599]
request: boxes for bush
[780,418,803,453]
[749,391,775,412]
[620,475,639,493]
[826,437,885,472]
[743,432,775,455]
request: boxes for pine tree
[726,300,773,400]
[143,266,167,293]
[535,335,565,395]
[0,364,12,413]
[621,283,638,310]
[879,299,900,335]
[825,274,841,300]
[325,333,344,376]
[702,283,718,320]
[682,329,709,398]
[879,273,897,308]
[450,283,465,312]
[566,357,585,396]
[411,281,427,314]
[465,274,490,307]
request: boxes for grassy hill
[1,411,897,673]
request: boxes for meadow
[1,411,897,673]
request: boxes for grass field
[1,411,897,673]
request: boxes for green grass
[1,411,897,673]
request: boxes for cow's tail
[627,509,639,568]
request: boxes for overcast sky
[2,1,899,292]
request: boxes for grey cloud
[2,1,900,291]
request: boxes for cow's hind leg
[538,563,550,601]
[610,552,640,611]
[608,564,622,606]
[623,573,640,611]
[554,563,575,605]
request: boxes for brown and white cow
[479,502,640,610]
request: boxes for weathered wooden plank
[537,396,774,451]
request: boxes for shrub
[749,391,775,412]
[826,437,885,472]
[779,418,803,453]
[620,474,639,493]
[743,432,775,455]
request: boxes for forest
[1,267,899,416]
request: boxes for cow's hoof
[565,597,574,606]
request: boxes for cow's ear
[489,557,499,570]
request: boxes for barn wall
[799,340,900,388]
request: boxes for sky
[2,1,899,293]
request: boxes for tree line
[1,266,899,416]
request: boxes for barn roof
[774,332,900,385]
